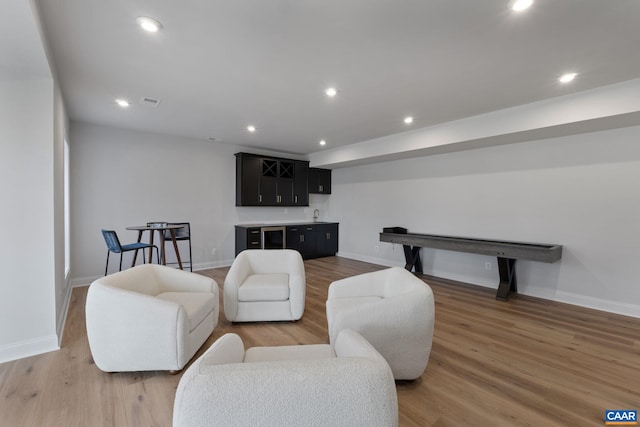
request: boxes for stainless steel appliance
[261,226,286,249]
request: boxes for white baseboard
[56,281,74,345]
[335,251,399,268]
[337,254,640,319]
[514,285,556,301]
[69,259,236,288]
[0,335,59,364]
[70,275,96,287]
[193,259,234,271]
[553,290,640,319]
[70,255,640,320]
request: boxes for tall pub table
[127,224,185,270]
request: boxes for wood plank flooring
[1,256,638,426]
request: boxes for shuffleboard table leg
[402,245,423,274]
[496,257,517,300]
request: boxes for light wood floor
[1,257,638,426]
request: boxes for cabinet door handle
[326,233,331,239]
[300,235,304,242]
[277,195,281,203]
[319,185,323,192]
[306,227,313,231]
[250,230,260,234]
[294,195,298,203]
[259,195,262,203]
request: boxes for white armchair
[326,267,435,380]
[173,329,398,427]
[86,264,218,372]
[223,249,306,322]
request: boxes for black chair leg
[119,254,123,271]
[188,241,193,272]
[105,251,111,276]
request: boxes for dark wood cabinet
[236,153,309,206]
[236,155,262,206]
[293,161,309,206]
[236,223,339,259]
[309,167,331,194]
[261,158,294,205]
[286,225,316,258]
[235,226,262,255]
[313,223,339,257]
[286,223,338,259]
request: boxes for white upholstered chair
[326,267,435,380]
[223,249,306,322]
[86,264,218,372]
[173,329,398,427]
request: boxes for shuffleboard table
[379,231,562,300]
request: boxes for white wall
[53,83,70,342]
[0,79,59,361]
[69,121,330,284]
[330,126,640,317]
[0,0,70,363]
[69,121,640,318]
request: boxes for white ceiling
[33,0,640,155]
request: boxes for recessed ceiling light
[247,125,256,132]
[136,16,162,33]
[325,87,337,97]
[115,99,130,107]
[511,0,533,12]
[208,137,217,141]
[319,140,326,146]
[404,116,414,124]
[559,72,578,83]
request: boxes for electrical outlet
[485,262,492,270]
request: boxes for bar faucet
[313,209,320,222]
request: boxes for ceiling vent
[139,96,161,108]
